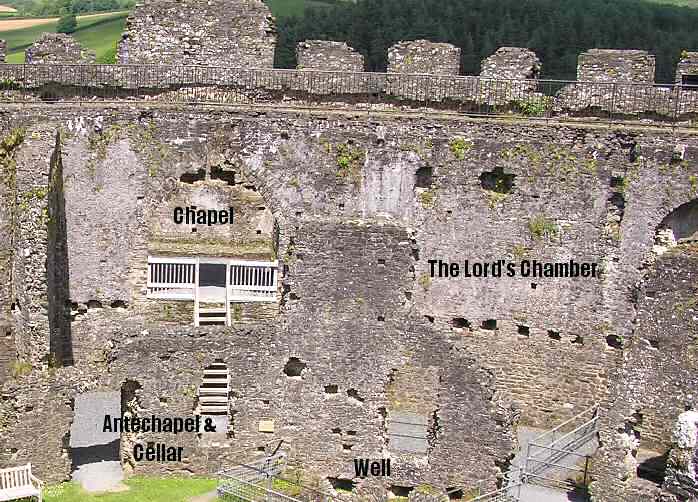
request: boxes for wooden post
[194,258,200,327]
[225,262,231,327]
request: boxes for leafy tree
[56,13,77,34]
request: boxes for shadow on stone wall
[47,131,73,365]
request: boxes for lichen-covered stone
[25,33,95,64]
[480,47,541,80]
[0,105,696,502]
[118,0,276,67]
[577,49,656,83]
[663,410,698,498]
[297,40,364,72]
[387,40,460,75]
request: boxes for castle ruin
[0,2,697,502]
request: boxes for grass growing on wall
[44,477,217,502]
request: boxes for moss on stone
[485,190,507,209]
[149,238,274,259]
[233,304,242,322]
[11,359,32,378]
[417,273,431,290]
[418,189,436,208]
[414,484,442,496]
[528,215,558,242]
[449,137,472,160]
[335,143,365,185]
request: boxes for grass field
[44,477,217,502]
[0,11,127,63]
[642,0,698,5]
[265,0,336,17]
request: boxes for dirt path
[189,491,218,502]
[0,11,126,31]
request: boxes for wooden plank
[148,256,197,264]
[194,258,200,327]
[225,264,231,327]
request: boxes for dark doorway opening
[199,263,226,287]
[682,74,698,87]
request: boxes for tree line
[275,0,698,83]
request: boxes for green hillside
[1,12,127,63]
[0,1,336,64]
[643,0,698,5]
[266,0,337,17]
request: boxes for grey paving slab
[70,391,120,448]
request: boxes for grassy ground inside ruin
[42,476,217,502]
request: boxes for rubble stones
[676,51,698,84]
[117,0,276,67]
[25,33,95,65]
[480,47,542,80]
[387,40,461,75]
[296,40,364,72]
[663,410,698,498]
[577,49,656,83]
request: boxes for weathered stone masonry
[0,104,696,502]
[118,0,276,67]
[25,33,95,65]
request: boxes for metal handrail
[529,405,599,446]
[1,64,697,124]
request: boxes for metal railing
[452,405,600,502]
[218,453,352,502]
[523,405,599,491]
[1,64,698,123]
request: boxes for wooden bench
[0,464,43,502]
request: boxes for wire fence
[1,64,698,123]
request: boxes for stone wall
[676,51,698,84]
[591,239,698,501]
[25,33,95,64]
[663,409,698,499]
[0,106,696,501]
[480,47,541,80]
[296,41,364,72]
[117,0,276,67]
[577,49,656,83]
[0,127,20,376]
[387,40,460,75]
[0,39,6,64]
[0,328,15,381]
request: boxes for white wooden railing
[147,256,278,303]
[147,256,197,299]
[229,259,278,302]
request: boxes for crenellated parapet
[296,40,364,72]
[387,40,461,76]
[677,51,698,85]
[577,49,656,83]
[480,47,541,80]
[117,0,276,67]
[25,33,95,65]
